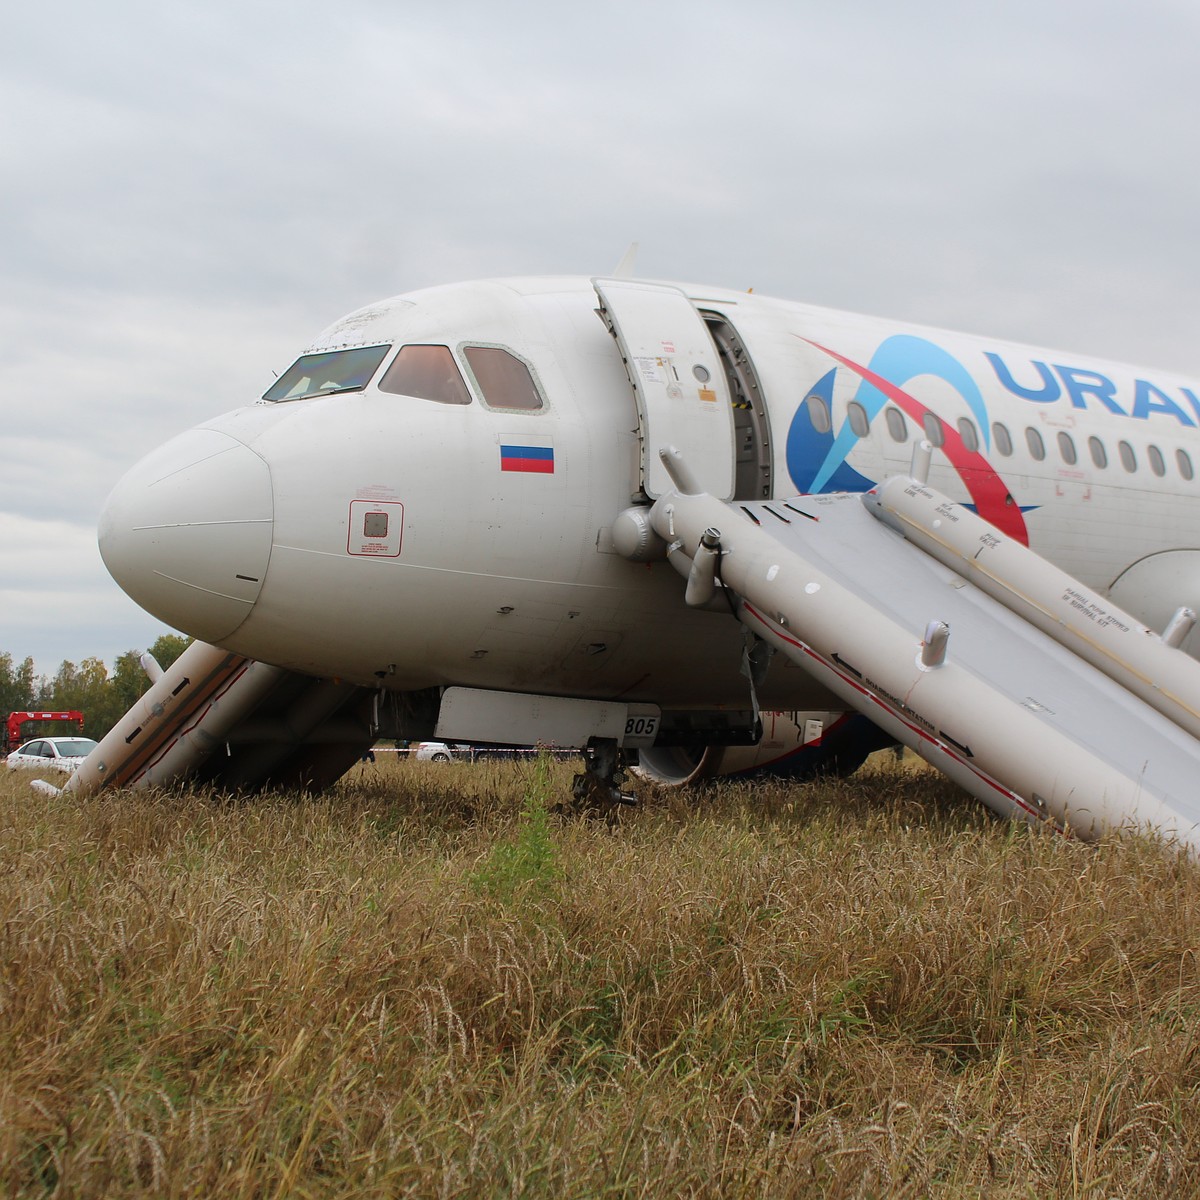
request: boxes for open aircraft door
[594,278,735,500]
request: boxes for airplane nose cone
[99,428,274,642]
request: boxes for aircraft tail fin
[611,241,639,278]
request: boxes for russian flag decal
[500,444,555,474]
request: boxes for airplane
[68,272,1200,847]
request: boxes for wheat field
[1,752,1198,1197]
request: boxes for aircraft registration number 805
[621,706,660,749]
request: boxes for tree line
[1,635,191,741]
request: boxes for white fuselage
[98,276,1200,713]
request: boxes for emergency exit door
[593,278,735,500]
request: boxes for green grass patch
[1,753,1198,1196]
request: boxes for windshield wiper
[309,384,366,398]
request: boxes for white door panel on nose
[593,278,735,499]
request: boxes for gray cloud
[5,0,1200,673]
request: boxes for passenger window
[922,413,944,448]
[957,418,979,454]
[1177,449,1195,481]
[805,393,832,434]
[463,346,544,411]
[1118,441,1137,472]
[1088,436,1107,469]
[992,422,1013,456]
[847,400,870,437]
[379,345,471,404]
[885,407,908,442]
[1057,432,1077,466]
[1025,427,1045,461]
[1148,445,1166,477]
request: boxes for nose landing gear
[562,738,637,820]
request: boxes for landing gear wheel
[559,738,637,822]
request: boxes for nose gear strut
[562,737,636,819]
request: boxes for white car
[413,741,534,762]
[414,741,466,762]
[6,736,98,774]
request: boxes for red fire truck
[4,711,85,756]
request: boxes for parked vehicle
[414,741,466,762]
[7,736,99,774]
[413,741,538,762]
[5,710,85,756]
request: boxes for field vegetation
[2,752,1199,1197]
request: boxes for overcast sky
[4,0,1200,676]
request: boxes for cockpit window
[378,345,472,405]
[463,346,545,411]
[263,345,391,402]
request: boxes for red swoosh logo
[803,338,1029,545]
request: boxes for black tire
[432,752,451,763]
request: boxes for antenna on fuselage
[612,241,639,278]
